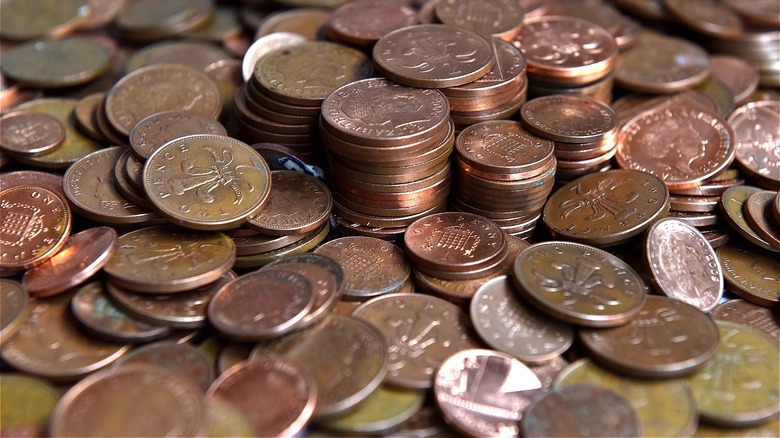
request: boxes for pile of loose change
[0,0,779,437]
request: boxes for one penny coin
[0,111,65,156]
[521,95,617,144]
[129,110,227,160]
[729,91,778,172]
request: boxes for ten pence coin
[0,111,65,156]
[513,241,647,327]
[129,110,227,160]
[144,134,271,231]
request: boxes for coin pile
[325,0,417,49]
[430,0,525,41]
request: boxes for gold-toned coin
[205,397,256,438]
[0,374,61,431]
[144,134,271,230]
[124,40,233,74]
[717,241,780,307]
[318,384,425,435]
[103,225,236,294]
[0,0,88,41]
[129,110,227,160]
[0,279,28,348]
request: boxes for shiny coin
[521,95,617,144]
[434,349,542,437]
[0,111,64,157]
[0,169,64,195]
[717,241,780,307]
[712,299,779,343]
[144,134,271,230]
[513,241,647,327]
[115,341,214,392]
[373,24,494,88]
[720,185,779,253]
[104,225,235,294]
[744,190,780,250]
[129,110,227,160]
[207,355,316,437]
[50,363,208,436]
[318,384,425,435]
[246,170,331,235]
[456,120,554,177]
[686,321,780,427]
[644,218,724,312]
[0,279,28,348]
[353,293,480,389]
[22,226,117,298]
[442,38,526,99]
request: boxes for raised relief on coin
[513,241,647,327]
[456,120,554,175]
[712,299,779,343]
[246,170,331,235]
[0,111,64,156]
[644,219,724,312]
[434,0,524,39]
[720,185,779,253]
[728,101,780,187]
[520,95,617,143]
[129,110,227,159]
[144,135,271,230]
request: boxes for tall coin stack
[320,78,454,241]
[451,120,556,239]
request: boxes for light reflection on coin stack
[320,78,453,241]
[451,120,556,239]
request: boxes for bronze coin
[0,0,89,41]
[115,340,214,391]
[255,7,330,40]
[115,0,214,41]
[712,299,778,343]
[124,40,232,74]
[710,55,760,104]
[720,185,779,252]
[73,92,108,142]
[434,349,542,437]
[373,24,494,88]
[612,89,719,127]
[669,195,721,213]
[644,218,724,312]
[0,111,65,157]
[22,226,117,298]
[226,227,309,256]
[513,241,647,327]
[717,241,779,307]
[744,190,780,249]
[233,221,329,270]
[328,0,417,47]
[242,32,306,81]
[0,278,28,348]
[129,110,227,160]
[0,170,64,195]
[442,38,526,98]
[434,0,524,40]
[521,95,617,144]
[665,0,743,38]
[729,101,780,189]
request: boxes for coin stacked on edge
[321,77,453,241]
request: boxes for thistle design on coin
[169,146,256,204]
[560,178,639,223]
[534,257,620,310]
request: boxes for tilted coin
[712,299,779,344]
[328,0,418,47]
[129,110,228,160]
[0,111,65,157]
[317,384,425,435]
[115,0,214,41]
[226,226,310,256]
[717,241,780,307]
[353,293,481,389]
[513,241,647,327]
[728,97,780,189]
[665,0,742,38]
[720,185,780,253]
[0,279,28,348]
[0,169,64,195]
[144,134,271,230]
[743,190,780,249]
[0,374,60,432]
[644,218,724,312]
[435,0,524,40]
[49,363,208,437]
[124,40,233,74]
[233,221,329,269]
[246,170,331,235]
[434,349,542,437]
[521,95,617,144]
[115,341,215,392]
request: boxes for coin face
[116,341,215,392]
[717,241,780,307]
[129,110,227,159]
[144,134,271,230]
[720,185,779,252]
[0,111,65,156]
[729,101,778,188]
[521,95,617,144]
[456,120,554,176]
[712,299,779,344]
[0,279,28,348]
[744,191,780,249]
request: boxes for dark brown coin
[513,241,647,327]
[717,241,779,307]
[129,110,227,159]
[115,341,214,392]
[0,111,65,157]
[744,190,780,250]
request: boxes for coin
[73,92,108,142]
[207,355,316,437]
[22,226,117,298]
[712,299,779,343]
[318,384,424,435]
[233,221,329,269]
[0,0,88,41]
[124,40,232,74]
[722,0,780,27]
[456,120,554,177]
[115,0,214,42]
[144,134,271,230]
[665,0,742,38]
[50,363,208,436]
[728,101,780,189]
[521,95,617,144]
[115,341,214,391]
[717,241,780,307]
[434,0,524,40]
[255,7,331,40]
[103,225,235,294]
[720,185,780,252]
[743,190,780,249]
[328,0,418,47]
[513,241,647,327]
[644,218,724,312]
[129,110,227,159]
[0,111,65,157]
[0,170,64,195]
[434,349,542,437]
[0,373,61,432]
[0,279,28,348]
[241,32,305,82]
[205,397,256,438]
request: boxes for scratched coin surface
[513,241,647,327]
[129,110,227,159]
[686,321,780,427]
[353,293,480,389]
[103,225,236,294]
[0,111,65,156]
[434,349,542,437]
[728,101,780,188]
[144,134,271,230]
[644,218,724,312]
[543,169,670,247]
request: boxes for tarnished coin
[580,295,719,378]
[0,373,60,432]
[543,169,670,247]
[144,134,271,230]
[227,227,310,256]
[744,190,780,249]
[22,226,117,298]
[0,279,28,348]
[720,185,779,253]
[0,185,71,270]
[207,355,316,437]
[521,95,617,144]
[353,293,480,389]
[129,110,227,160]
[686,321,780,427]
[328,0,418,47]
[115,341,214,391]
[246,170,331,235]
[115,0,213,41]
[435,0,524,40]
[104,225,235,294]
[521,384,641,438]
[717,241,780,307]
[728,94,780,189]
[617,105,736,191]
[0,0,89,41]
[318,384,425,435]
[124,40,232,73]
[555,359,698,438]
[712,299,779,343]
[0,290,130,381]
[50,363,208,437]
[513,241,647,327]
[434,349,542,437]
[470,276,575,363]
[373,24,494,88]
[0,111,65,156]
[233,221,329,269]
[313,236,410,299]
[255,7,331,40]
[251,314,387,417]
[205,397,256,438]
[644,218,724,312]
[105,64,223,137]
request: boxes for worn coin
[124,40,232,74]
[115,0,214,42]
[717,241,780,307]
[328,0,418,47]
[0,0,89,41]
[0,111,65,157]
[712,299,779,343]
[0,373,60,432]
[720,185,779,252]
[318,384,425,435]
[0,279,28,348]
[115,341,214,391]
[743,190,780,249]
[246,170,331,235]
[129,110,227,160]
[233,221,329,269]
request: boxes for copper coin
[442,38,526,98]
[717,241,779,307]
[644,218,724,312]
[112,149,155,210]
[313,236,410,299]
[513,241,647,327]
[775,191,780,226]
[0,170,64,195]
[710,56,759,104]
[115,340,214,391]
[434,349,542,437]
[712,299,779,343]
[208,269,314,341]
[669,195,721,213]
[255,7,330,40]
[512,15,617,86]
[744,190,780,249]
[720,185,779,252]
[672,176,745,197]
[233,221,329,269]
[103,225,235,294]
[352,293,480,388]
[207,355,316,437]
[617,105,736,191]
[665,0,742,38]
[521,95,617,144]
[0,185,71,270]
[470,276,574,363]
[242,32,306,81]
[251,314,387,418]
[373,24,494,88]
[0,0,89,41]
[105,64,223,137]
[50,363,208,436]
[612,89,719,127]
[434,0,524,40]
[129,110,227,159]
[124,40,232,74]
[722,0,780,27]
[328,0,418,47]
[0,111,64,157]
[728,101,780,189]
[226,227,309,256]
[144,134,271,231]
[0,278,28,348]
[22,226,117,298]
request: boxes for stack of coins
[320,78,453,240]
[521,95,619,185]
[451,120,556,238]
[511,15,618,103]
